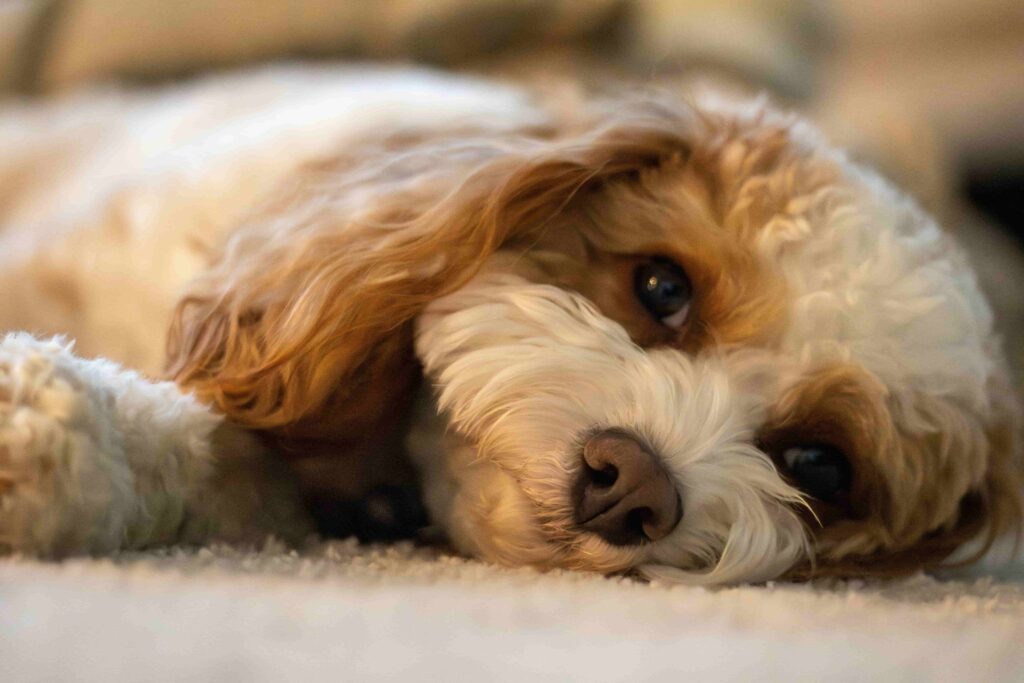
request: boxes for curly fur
[0,66,1019,581]
[0,333,309,557]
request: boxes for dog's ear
[924,379,1024,572]
[165,104,697,439]
[794,378,1023,580]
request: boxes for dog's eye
[633,257,693,329]
[782,445,852,503]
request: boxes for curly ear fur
[166,103,698,439]
[791,377,1023,580]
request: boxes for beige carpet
[1,541,1023,682]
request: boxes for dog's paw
[0,334,134,557]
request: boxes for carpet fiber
[2,542,1023,681]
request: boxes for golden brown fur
[165,91,1022,579]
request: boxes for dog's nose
[573,429,682,546]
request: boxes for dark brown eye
[633,257,693,329]
[782,445,852,503]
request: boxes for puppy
[0,67,1019,583]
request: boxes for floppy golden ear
[793,378,1023,580]
[884,379,1024,576]
[955,378,1024,566]
[794,494,1015,580]
[166,104,698,441]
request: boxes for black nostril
[573,429,683,546]
[585,463,618,488]
[625,507,653,539]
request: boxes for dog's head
[168,90,1022,584]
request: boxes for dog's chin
[409,272,812,584]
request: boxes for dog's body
[0,66,1019,583]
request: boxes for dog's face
[169,91,1021,584]
[409,97,1021,584]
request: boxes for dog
[0,66,1019,584]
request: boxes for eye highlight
[633,257,693,329]
[782,445,852,504]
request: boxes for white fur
[415,274,809,584]
[0,333,309,557]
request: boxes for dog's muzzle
[573,429,683,546]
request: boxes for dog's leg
[0,333,311,558]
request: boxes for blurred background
[1,0,1022,374]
